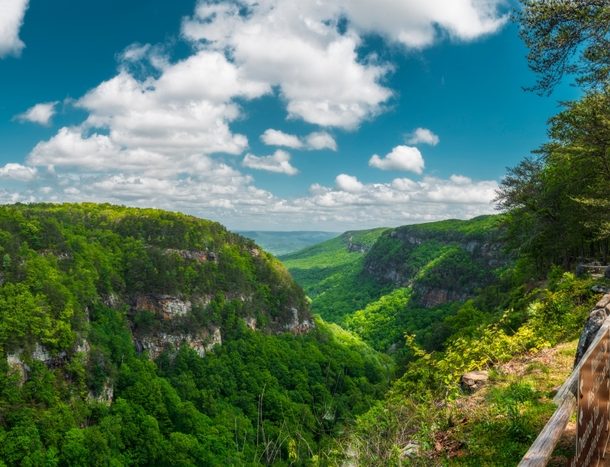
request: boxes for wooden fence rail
[518,314,610,466]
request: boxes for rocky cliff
[0,203,312,389]
[363,216,508,308]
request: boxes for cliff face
[0,203,312,386]
[363,216,508,308]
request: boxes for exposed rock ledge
[164,249,218,263]
[574,293,610,365]
[134,294,195,320]
[284,307,314,334]
[135,327,222,360]
[415,287,469,308]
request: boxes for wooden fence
[519,295,610,466]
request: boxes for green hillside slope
[282,216,510,354]
[0,203,390,465]
[280,228,390,322]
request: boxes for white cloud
[29,49,272,175]
[28,126,250,179]
[243,150,298,175]
[261,129,303,149]
[0,163,37,181]
[337,0,507,49]
[120,43,152,62]
[288,174,498,228]
[407,127,439,146]
[450,174,472,185]
[369,145,425,173]
[261,129,337,151]
[336,173,363,193]
[305,131,337,151]
[182,0,506,128]
[6,0,507,230]
[183,1,393,129]
[0,0,28,58]
[15,101,59,126]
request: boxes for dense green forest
[280,228,390,323]
[0,204,391,465]
[2,1,609,465]
[282,216,510,358]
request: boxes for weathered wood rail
[519,294,610,466]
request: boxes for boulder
[461,370,489,393]
[574,307,608,365]
[595,293,610,310]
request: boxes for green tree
[497,91,610,267]
[518,0,610,94]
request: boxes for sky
[0,0,578,231]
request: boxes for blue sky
[0,0,577,230]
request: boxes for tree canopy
[518,0,610,94]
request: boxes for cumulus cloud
[336,174,364,193]
[243,150,298,175]
[407,127,439,146]
[305,131,337,151]
[0,0,28,58]
[73,53,269,156]
[261,129,303,149]
[15,101,59,126]
[183,1,393,129]
[292,174,499,226]
[337,0,507,48]
[369,145,425,173]
[0,163,37,181]
[28,50,271,176]
[261,129,337,151]
[182,0,506,128]
[8,0,507,230]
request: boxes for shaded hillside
[0,203,390,465]
[238,230,339,256]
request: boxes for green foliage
[517,0,610,94]
[339,272,596,464]
[497,91,610,270]
[0,203,390,466]
[345,289,412,352]
[281,228,391,322]
[364,215,505,287]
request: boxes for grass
[439,340,578,465]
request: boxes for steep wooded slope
[282,216,510,353]
[0,203,390,465]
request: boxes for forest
[1,0,609,465]
[0,204,391,465]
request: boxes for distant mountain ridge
[238,230,339,255]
